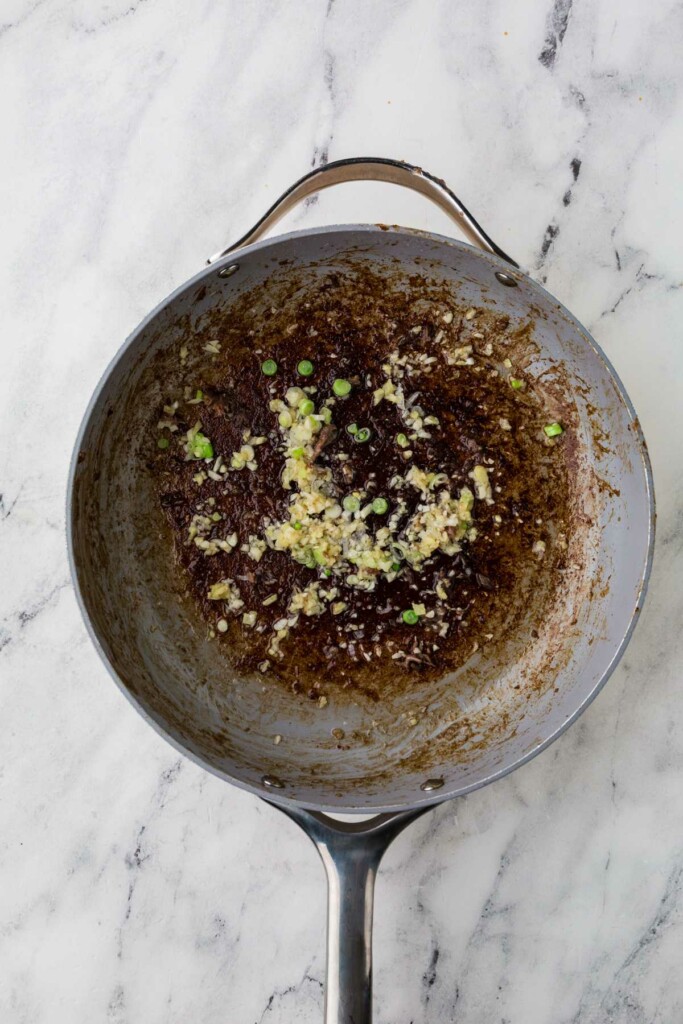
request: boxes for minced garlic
[401,488,474,565]
[469,465,494,504]
[188,514,238,556]
[289,581,326,617]
[446,344,474,367]
[230,444,256,471]
[207,579,244,612]
[241,535,267,562]
[265,391,475,585]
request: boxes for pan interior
[69,227,652,811]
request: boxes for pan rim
[66,223,656,815]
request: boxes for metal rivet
[495,271,518,288]
[420,778,445,792]
[218,263,239,278]
[261,774,285,789]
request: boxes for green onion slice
[372,497,388,514]
[354,427,371,443]
[343,495,360,513]
[261,359,278,376]
[297,359,314,377]
[402,609,419,625]
[544,422,564,437]
[190,433,213,459]
[333,378,352,397]
[298,398,315,416]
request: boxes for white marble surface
[1,1,682,1021]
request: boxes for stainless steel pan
[67,158,655,1023]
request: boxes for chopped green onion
[396,433,409,448]
[390,562,401,572]
[303,553,317,569]
[190,432,213,459]
[298,398,315,416]
[291,446,305,459]
[321,406,332,424]
[343,495,360,512]
[510,378,524,390]
[402,609,419,625]
[544,422,564,437]
[211,511,222,522]
[333,378,352,397]
[297,359,314,377]
[354,427,372,443]
[323,568,332,577]
[372,497,388,514]
[261,359,278,376]
[278,410,293,428]
[346,423,358,435]
[157,437,170,449]
[293,521,303,530]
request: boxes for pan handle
[207,156,518,268]
[269,803,430,1024]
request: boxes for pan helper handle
[269,804,429,1024]
[207,156,518,268]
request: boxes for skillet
[67,157,654,1023]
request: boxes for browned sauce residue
[153,267,570,704]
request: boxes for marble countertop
[1,1,682,1021]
